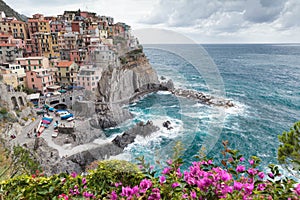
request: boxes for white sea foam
[108,152,132,161]
[124,116,184,151]
[156,91,172,95]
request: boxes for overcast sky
[5,0,300,43]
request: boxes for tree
[0,145,41,179]
[278,121,300,177]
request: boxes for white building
[76,65,102,92]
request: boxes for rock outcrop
[112,120,159,149]
[172,88,234,107]
[95,50,159,128]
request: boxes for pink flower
[83,191,94,198]
[258,171,265,179]
[268,172,274,179]
[240,157,245,162]
[132,186,139,195]
[58,194,69,200]
[190,191,197,199]
[244,183,254,194]
[236,165,245,173]
[162,167,171,174]
[247,168,257,176]
[82,177,87,185]
[114,182,122,187]
[182,193,188,199]
[159,176,166,184]
[70,172,77,178]
[220,170,232,181]
[139,179,152,193]
[207,160,213,165]
[110,191,117,200]
[148,188,161,200]
[249,159,255,165]
[233,181,243,191]
[258,183,266,191]
[294,183,300,196]
[172,182,180,188]
[176,168,182,178]
[166,159,173,165]
[121,186,133,197]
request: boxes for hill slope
[0,0,27,21]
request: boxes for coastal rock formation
[67,143,123,171]
[112,120,159,149]
[27,138,82,176]
[96,50,159,103]
[95,50,159,128]
[172,88,234,107]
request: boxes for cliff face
[95,50,159,128]
[97,51,159,103]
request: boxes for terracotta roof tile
[57,61,73,67]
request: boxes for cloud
[141,0,290,30]
[243,0,285,23]
[276,0,300,28]
[5,0,300,43]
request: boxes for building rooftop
[0,43,15,47]
[57,61,73,67]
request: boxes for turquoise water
[105,44,300,171]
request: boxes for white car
[67,117,74,122]
[52,131,58,138]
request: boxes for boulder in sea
[112,121,159,149]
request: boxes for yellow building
[56,61,78,85]
[0,12,28,40]
[51,32,60,59]
[28,15,50,36]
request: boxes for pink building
[16,56,49,71]
[76,65,102,92]
[70,49,87,66]
[50,21,65,33]
[26,68,54,94]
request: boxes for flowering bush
[109,142,300,200]
[0,143,299,199]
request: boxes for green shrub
[0,108,7,115]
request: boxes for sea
[104,44,300,173]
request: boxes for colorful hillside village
[0,10,138,94]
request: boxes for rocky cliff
[0,0,27,21]
[95,49,159,128]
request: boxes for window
[31,78,34,82]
